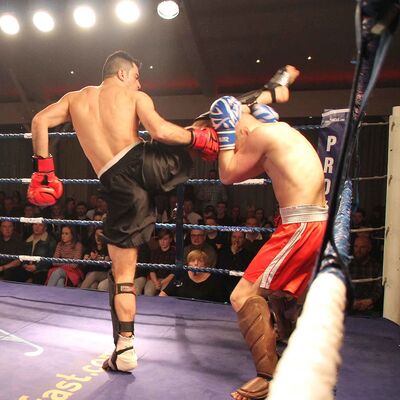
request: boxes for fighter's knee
[230,289,245,312]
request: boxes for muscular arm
[218,126,266,184]
[31,94,71,157]
[136,92,191,145]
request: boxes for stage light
[33,10,55,32]
[73,5,96,29]
[0,14,20,35]
[116,1,140,23]
[157,1,179,20]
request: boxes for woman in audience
[46,225,83,287]
[80,227,110,289]
[160,250,227,302]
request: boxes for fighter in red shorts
[209,71,327,400]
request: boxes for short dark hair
[102,51,141,80]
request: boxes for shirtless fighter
[27,51,219,372]
[209,89,327,399]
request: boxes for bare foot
[256,65,300,104]
[231,390,250,400]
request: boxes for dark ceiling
[0,0,399,104]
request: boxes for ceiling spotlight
[70,70,75,74]
[256,59,261,63]
[73,5,96,29]
[0,14,20,35]
[116,1,140,23]
[157,1,179,20]
[307,56,312,60]
[149,65,154,69]
[33,10,55,33]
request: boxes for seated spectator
[75,201,90,246]
[244,216,266,257]
[20,203,39,240]
[160,250,226,302]
[3,222,57,284]
[230,205,243,226]
[216,201,233,226]
[86,194,98,219]
[350,236,383,316]
[183,198,202,224]
[46,225,84,287]
[196,168,227,211]
[184,229,217,268]
[0,221,23,277]
[49,202,65,240]
[136,230,175,296]
[64,197,77,220]
[246,205,256,219]
[218,231,253,296]
[204,215,228,250]
[0,191,6,214]
[86,196,108,220]
[161,192,178,223]
[11,190,24,216]
[255,207,268,227]
[80,228,110,290]
[3,196,21,217]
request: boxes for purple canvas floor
[0,281,398,400]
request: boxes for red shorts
[243,205,328,297]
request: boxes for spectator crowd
[0,182,386,315]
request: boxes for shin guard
[236,295,278,399]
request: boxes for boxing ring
[0,280,399,400]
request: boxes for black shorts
[99,141,193,248]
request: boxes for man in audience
[204,215,228,250]
[3,222,57,284]
[243,216,267,257]
[350,236,383,316]
[196,169,228,212]
[0,221,23,277]
[183,198,202,224]
[218,231,253,296]
[184,229,217,268]
[216,201,233,226]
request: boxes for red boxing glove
[188,127,219,161]
[27,156,63,207]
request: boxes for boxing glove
[27,155,63,207]
[209,96,241,151]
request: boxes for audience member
[86,194,98,219]
[46,225,84,287]
[0,221,23,277]
[3,196,20,217]
[216,201,233,226]
[80,227,110,289]
[255,207,268,227]
[183,199,202,224]
[350,236,383,316]
[184,229,217,268]
[64,197,77,220]
[49,202,65,239]
[204,215,228,250]
[136,230,175,296]
[230,205,243,226]
[160,250,226,302]
[243,216,266,257]
[75,201,90,246]
[196,169,228,211]
[218,231,253,296]
[11,190,24,216]
[86,196,108,220]
[3,222,57,284]
[161,192,178,223]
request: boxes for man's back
[68,83,141,175]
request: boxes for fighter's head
[102,50,142,90]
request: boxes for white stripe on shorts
[260,222,307,289]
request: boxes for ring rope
[0,177,272,186]
[350,226,385,233]
[0,121,387,140]
[0,253,243,277]
[0,216,274,234]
